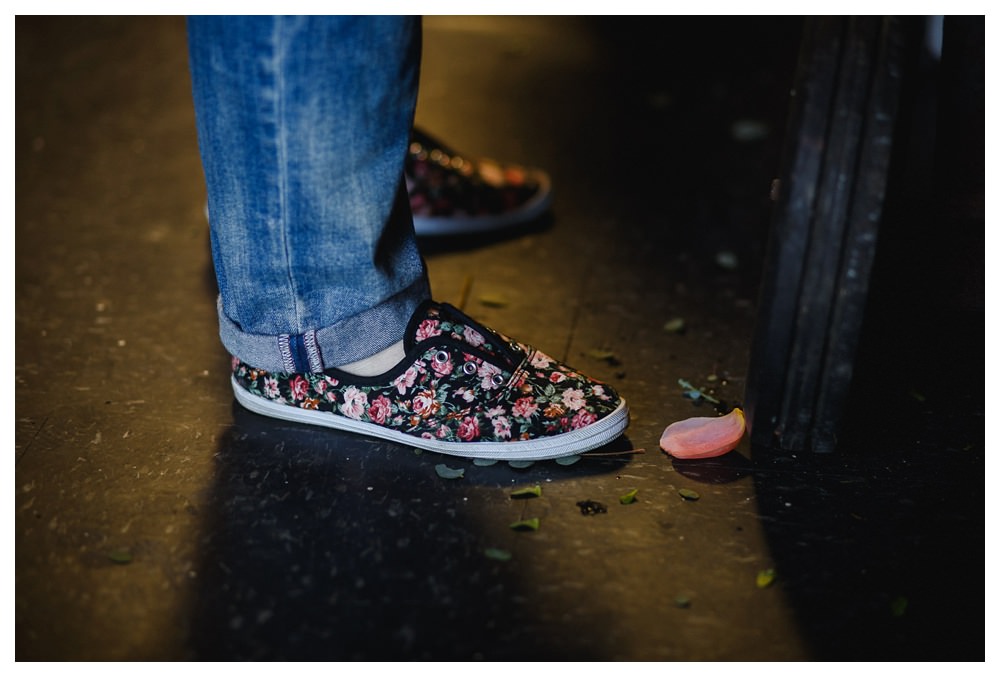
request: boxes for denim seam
[278,334,296,373]
[272,17,303,336]
[304,330,323,373]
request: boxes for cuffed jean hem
[218,277,432,374]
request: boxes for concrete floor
[15,16,983,661]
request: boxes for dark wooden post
[743,17,906,453]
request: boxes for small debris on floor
[477,294,508,308]
[107,548,133,565]
[434,464,465,479]
[584,348,622,366]
[756,568,777,588]
[484,548,513,562]
[510,485,542,499]
[619,488,639,504]
[714,250,740,270]
[678,378,720,405]
[663,317,686,334]
[678,488,701,501]
[576,500,607,515]
[509,518,540,531]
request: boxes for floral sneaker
[406,127,553,237]
[231,301,628,460]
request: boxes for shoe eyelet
[462,362,477,375]
[433,350,449,364]
[490,374,506,387]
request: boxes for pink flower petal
[660,408,746,459]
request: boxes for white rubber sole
[232,376,628,461]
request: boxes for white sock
[335,339,405,377]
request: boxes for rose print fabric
[232,301,622,445]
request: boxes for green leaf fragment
[678,488,700,501]
[674,595,692,609]
[473,458,498,467]
[677,378,720,404]
[107,549,133,564]
[508,460,534,469]
[584,348,622,366]
[891,595,908,617]
[510,485,542,498]
[484,547,513,562]
[619,488,639,504]
[663,317,686,333]
[478,295,508,308]
[434,464,465,479]
[756,568,777,588]
[509,517,540,531]
[555,454,581,466]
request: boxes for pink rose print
[560,387,586,411]
[431,355,453,376]
[415,319,442,342]
[480,362,503,390]
[463,326,485,347]
[339,386,368,420]
[457,415,480,441]
[530,351,554,368]
[412,389,440,418]
[512,397,538,419]
[289,375,309,401]
[571,409,597,429]
[263,377,279,398]
[492,415,512,439]
[549,371,567,384]
[314,378,328,395]
[367,394,392,424]
[393,366,418,394]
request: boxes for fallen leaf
[509,518,540,531]
[473,458,498,467]
[660,407,745,459]
[619,488,639,504]
[663,317,686,333]
[584,348,621,366]
[484,548,512,561]
[508,460,534,469]
[555,454,581,465]
[756,568,777,588]
[434,464,465,479]
[678,488,700,501]
[677,378,720,404]
[478,295,508,308]
[511,485,542,499]
[674,595,692,609]
[107,549,133,564]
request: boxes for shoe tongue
[404,301,520,366]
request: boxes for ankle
[335,340,405,377]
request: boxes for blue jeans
[187,16,430,374]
